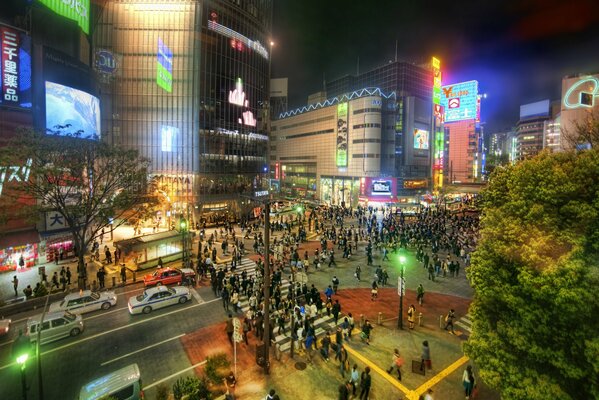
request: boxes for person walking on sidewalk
[328,250,337,267]
[355,265,361,282]
[359,366,372,399]
[444,309,456,334]
[407,304,416,330]
[386,348,404,380]
[66,267,72,285]
[120,265,127,284]
[11,276,18,297]
[349,364,360,396]
[463,365,476,399]
[51,272,60,291]
[225,314,234,344]
[416,283,425,305]
[338,344,348,377]
[370,280,378,301]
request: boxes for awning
[0,229,40,249]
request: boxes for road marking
[144,360,208,391]
[343,341,411,395]
[189,288,204,304]
[0,339,14,348]
[0,297,220,372]
[117,286,144,296]
[414,355,469,396]
[101,334,185,366]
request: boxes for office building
[516,99,553,159]
[95,0,272,222]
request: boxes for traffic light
[295,205,303,214]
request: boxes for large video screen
[45,81,100,139]
[413,128,429,150]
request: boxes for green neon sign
[336,102,348,167]
[39,0,90,35]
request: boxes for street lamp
[12,331,31,400]
[398,254,406,329]
[179,217,188,267]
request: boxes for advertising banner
[38,0,90,34]
[157,38,173,93]
[440,80,479,122]
[432,57,441,105]
[413,128,429,150]
[336,102,348,167]
[0,25,31,109]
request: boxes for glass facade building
[94,0,272,221]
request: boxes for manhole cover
[295,361,307,370]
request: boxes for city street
[0,282,223,400]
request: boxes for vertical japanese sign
[432,57,441,105]
[434,131,444,188]
[157,37,173,93]
[336,102,348,167]
[1,26,20,106]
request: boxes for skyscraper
[94,0,272,223]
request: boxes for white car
[49,290,117,314]
[128,286,191,315]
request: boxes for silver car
[26,311,84,345]
[49,290,117,314]
[128,286,191,315]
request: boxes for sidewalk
[0,225,172,306]
[176,287,498,400]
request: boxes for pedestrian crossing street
[454,313,472,337]
[208,257,338,353]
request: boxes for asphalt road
[0,283,225,400]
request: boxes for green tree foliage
[0,128,156,288]
[465,150,599,399]
[172,376,211,400]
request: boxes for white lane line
[144,360,207,391]
[10,317,29,324]
[100,334,185,366]
[189,288,204,304]
[84,306,129,321]
[0,297,220,372]
[117,287,144,296]
[0,339,14,348]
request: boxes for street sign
[233,318,243,343]
[398,277,405,296]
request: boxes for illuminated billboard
[371,180,391,195]
[413,128,429,150]
[432,57,441,105]
[336,102,348,167]
[228,77,257,127]
[441,80,479,122]
[38,0,90,35]
[161,125,178,152]
[45,81,100,139]
[157,38,173,93]
[563,76,598,109]
[0,25,32,109]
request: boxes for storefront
[320,176,360,207]
[0,229,40,273]
[114,230,188,270]
[43,234,75,263]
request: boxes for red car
[143,267,196,287]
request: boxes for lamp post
[398,255,406,329]
[12,331,31,400]
[179,217,188,267]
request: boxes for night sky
[272,0,599,132]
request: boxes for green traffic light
[399,255,406,264]
[16,353,28,365]
[180,219,187,230]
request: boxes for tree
[0,128,156,289]
[465,150,599,399]
[562,108,599,150]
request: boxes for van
[79,363,143,400]
[25,311,84,345]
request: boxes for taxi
[128,286,191,315]
[49,290,117,314]
[143,267,196,287]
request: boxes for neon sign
[563,76,599,109]
[156,38,173,93]
[336,102,348,167]
[0,25,31,109]
[228,78,256,127]
[0,159,32,196]
[39,0,90,34]
[208,20,269,60]
[229,78,246,106]
[441,80,478,122]
[432,57,441,105]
